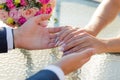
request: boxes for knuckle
[70,33,75,37]
[87,36,93,40]
[84,35,90,40]
[85,35,90,39]
[79,29,86,33]
[82,32,88,36]
[74,47,79,52]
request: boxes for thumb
[35,14,51,22]
[34,14,51,27]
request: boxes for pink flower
[39,0,50,4]
[45,7,52,14]
[20,0,27,6]
[6,0,15,9]
[0,0,54,27]
[18,8,24,15]
[0,10,9,21]
[35,9,44,16]
[22,8,39,19]
[9,8,21,21]
[18,17,26,25]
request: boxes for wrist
[98,38,110,53]
[13,29,21,48]
[84,25,100,37]
[54,63,67,75]
[104,37,120,53]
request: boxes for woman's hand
[63,32,108,55]
[56,26,84,46]
[56,26,108,55]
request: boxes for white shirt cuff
[6,27,13,50]
[44,65,65,80]
[0,21,14,50]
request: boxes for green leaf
[35,2,43,9]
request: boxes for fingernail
[58,43,66,51]
[58,41,64,46]
[55,41,60,46]
[59,46,64,51]
[64,52,69,55]
[63,52,70,56]
[61,43,66,47]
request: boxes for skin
[1,0,95,77]
[12,15,94,75]
[14,14,62,50]
[11,0,120,76]
[56,0,120,55]
[84,0,120,36]
[58,28,120,55]
[54,48,94,75]
[13,0,57,50]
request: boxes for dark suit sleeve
[27,70,60,80]
[0,27,8,53]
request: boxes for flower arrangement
[0,0,54,27]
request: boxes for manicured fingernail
[58,43,66,51]
[63,52,70,56]
[61,43,66,47]
[58,41,64,46]
[59,46,64,51]
[64,52,69,55]
[55,41,60,46]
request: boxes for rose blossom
[0,0,54,27]
[18,8,24,15]
[20,0,27,6]
[9,8,21,21]
[0,10,9,21]
[39,0,50,4]
[22,8,39,19]
[18,17,26,25]
[6,0,15,9]
[45,7,52,14]
[35,8,44,16]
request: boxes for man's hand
[14,14,62,50]
[55,48,94,75]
